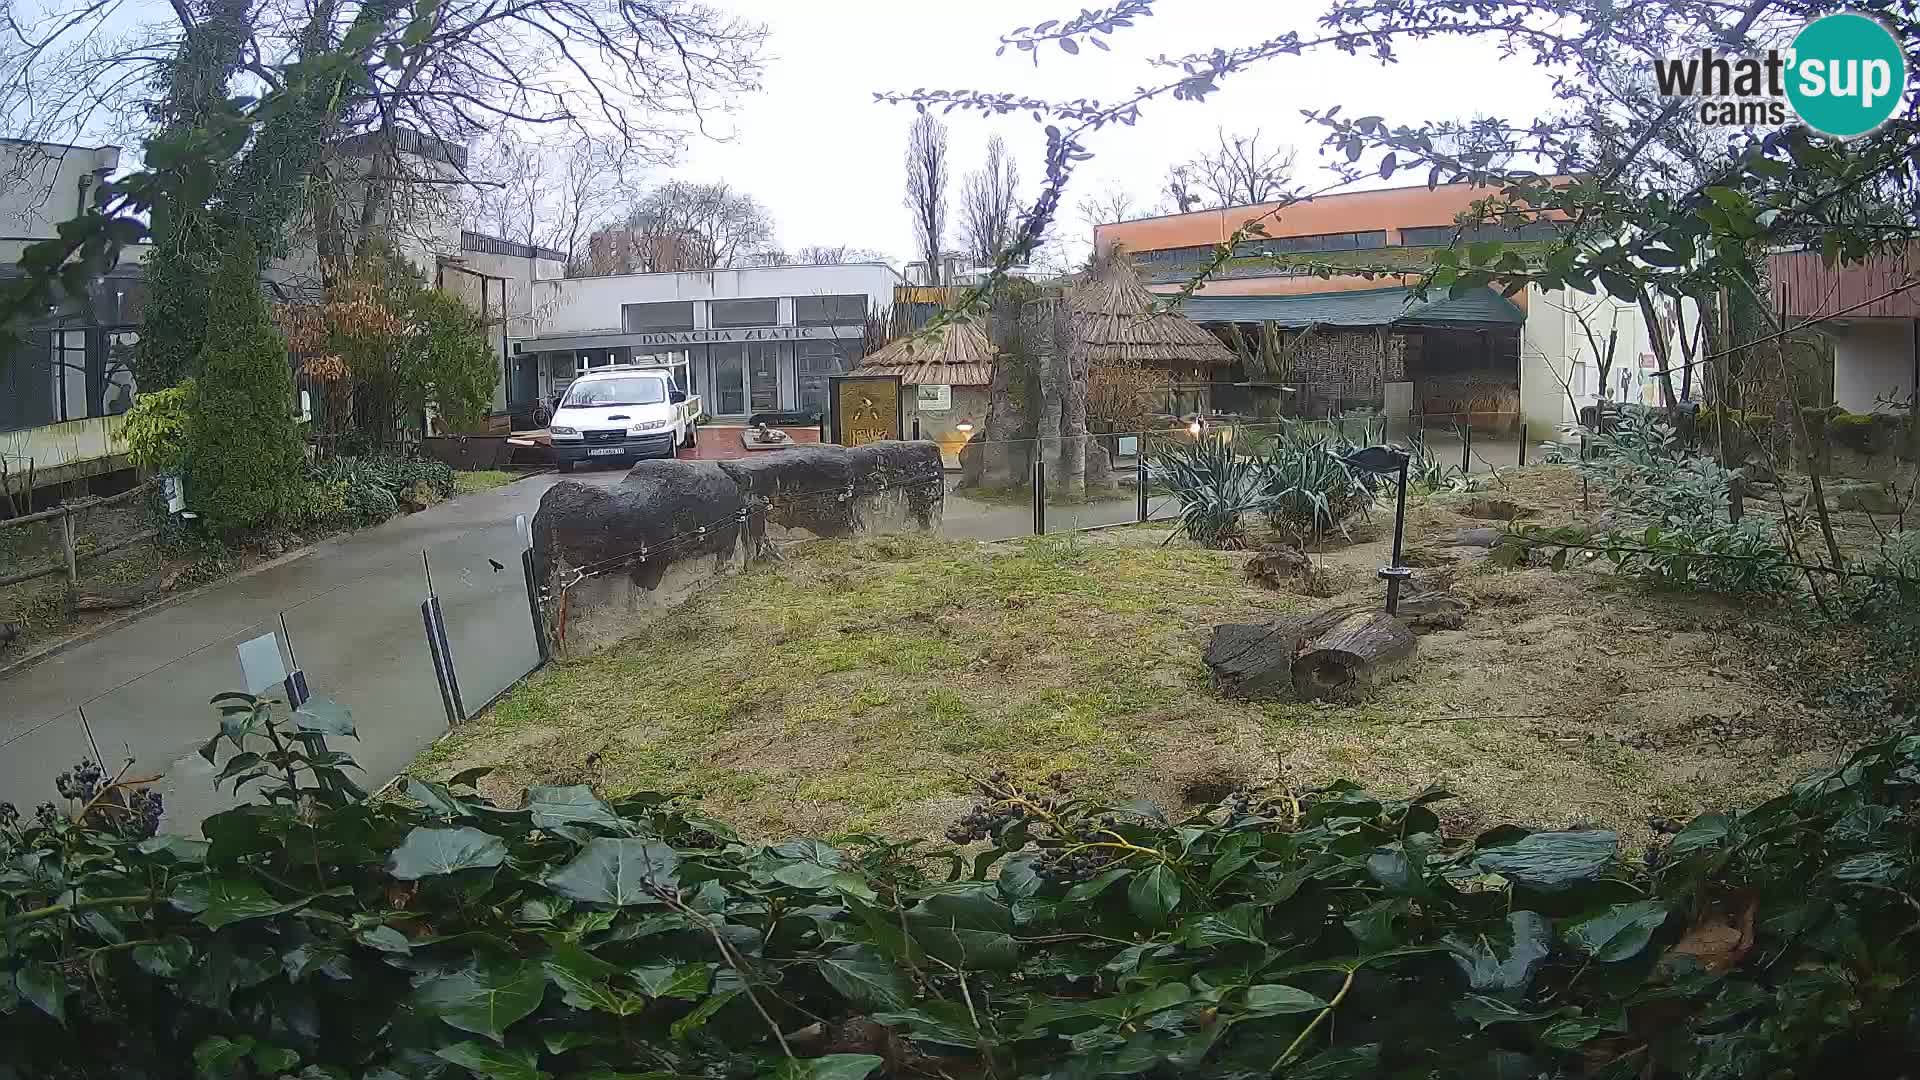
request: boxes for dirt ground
[411,463,1895,852]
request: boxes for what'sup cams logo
[1654,11,1909,138]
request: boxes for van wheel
[557,459,575,474]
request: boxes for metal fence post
[521,548,550,666]
[1135,452,1148,523]
[1518,423,1528,467]
[419,551,466,727]
[912,415,922,441]
[1032,453,1046,535]
[1460,420,1472,474]
[59,507,77,585]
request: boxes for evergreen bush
[183,238,304,536]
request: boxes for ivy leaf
[294,698,355,736]
[1379,152,1397,179]
[1180,902,1265,948]
[761,1053,883,1080]
[388,826,508,880]
[250,1045,301,1074]
[1452,994,1562,1028]
[403,777,476,818]
[14,965,64,1023]
[526,784,625,832]
[133,938,194,977]
[1565,901,1669,962]
[1447,911,1552,994]
[633,962,710,1000]
[192,1035,255,1078]
[1471,831,1616,892]
[1541,1016,1607,1049]
[817,945,912,1008]
[433,1040,547,1080]
[415,960,547,1042]
[170,877,312,929]
[770,862,841,890]
[1243,983,1328,1015]
[1064,865,1130,901]
[669,988,740,1040]
[545,838,680,905]
[1127,864,1181,926]
[356,924,414,954]
[906,889,1018,971]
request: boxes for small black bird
[488,558,505,573]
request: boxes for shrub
[118,379,196,474]
[1257,421,1377,542]
[1580,405,1735,528]
[4,695,1920,1079]
[1148,433,1265,547]
[294,454,457,529]
[184,238,306,536]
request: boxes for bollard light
[1339,445,1414,616]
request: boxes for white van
[548,366,700,473]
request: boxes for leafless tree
[621,179,776,270]
[1182,128,1296,208]
[1161,165,1201,214]
[1074,186,1140,247]
[959,134,1020,266]
[463,133,630,268]
[903,112,949,284]
[793,244,888,264]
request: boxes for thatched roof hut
[1068,247,1235,370]
[854,319,996,386]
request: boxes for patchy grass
[453,470,521,495]
[415,472,1879,849]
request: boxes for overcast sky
[672,1,1564,265]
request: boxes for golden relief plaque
[831,375,903,447]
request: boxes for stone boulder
[533,442,945,658]
[532,460,748,657]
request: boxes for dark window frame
[709,298,779,329]
[794,294,868,326]
[622,301,695,332]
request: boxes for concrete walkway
[0,469,622,828]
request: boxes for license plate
[587,447,624,456]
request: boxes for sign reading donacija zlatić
[831,375,902,447]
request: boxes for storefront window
[709,298,778,328]
[622,302,694,332]
[747,342,780,413]
[794,294,868,326]
[711,343,746,415]
[795,340,847,414]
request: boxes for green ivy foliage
[182,238,306,536]
[5,695,1918,1079]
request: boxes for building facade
[1090,181,1667,434]
[515,262,899,421]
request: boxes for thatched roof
[1069,247,1236,369]
[854,319,995,386]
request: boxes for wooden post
[59,507,78,586]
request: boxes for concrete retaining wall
[532,440,943,658]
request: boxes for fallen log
[1204,606,1362,700]
[1292,609,1418,703]
[68,566,184,612]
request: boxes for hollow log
[1292,610,1418,703]
[1203,606,1361,700]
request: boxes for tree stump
[1292,609,1418,703]
[1244,546,1313,592]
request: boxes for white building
[514,262,900,421]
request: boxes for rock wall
[532,441,942,658]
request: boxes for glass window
[1356,231,1387,248]
[711,343,746,414]
[622,302,693,332]
[794,294,868,326]
[562,375,666,407]
[709,298,778,328]
[795,341,848,414]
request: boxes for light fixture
[1339,445,1414,615]
[1188,419,1204,437]
[955,421,974,433]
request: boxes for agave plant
[1147,432,1266,548]
[1256,420,1379,544]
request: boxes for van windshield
[563,376,667,407]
